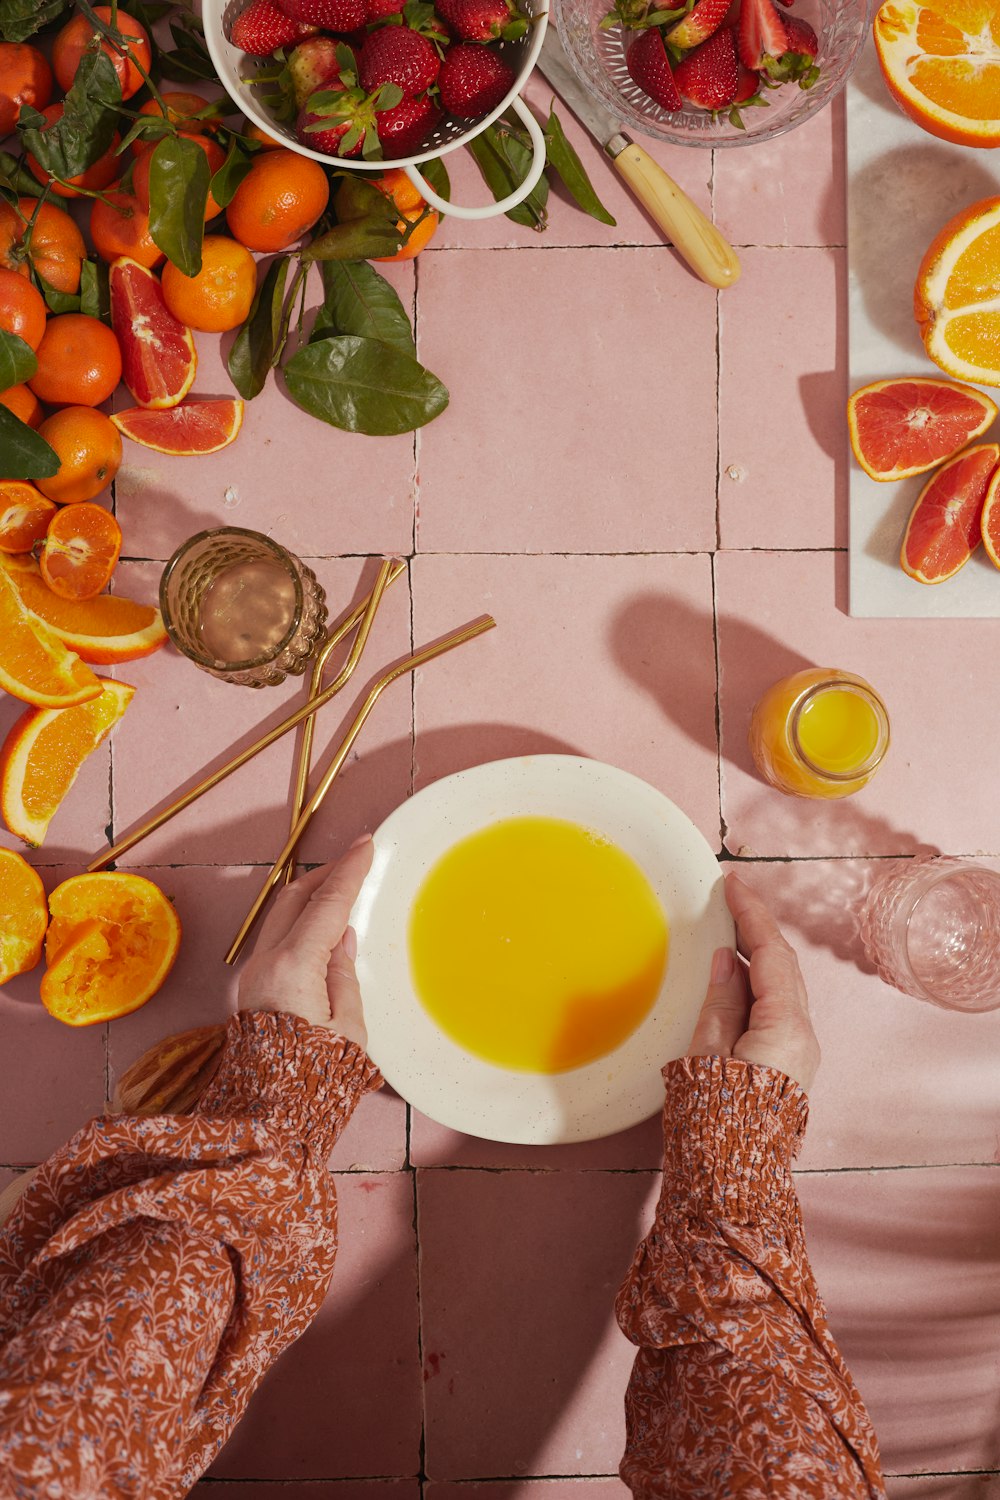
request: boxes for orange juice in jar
[748,669,890,799]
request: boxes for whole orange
[226,150,330,252]
[0,198,86,294]
[52,6,151,100]
[133,92,217,156]
[133,135,226,221]
[27,103,122,200]
[161,235,256,333]
[371,168,439,261]
[30,315,123,409]
[0,42,53,136]
[90,189,163,269]
[0,384,44,428]
[0,266,47,351]
[35,407,123,504]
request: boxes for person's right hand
[687,872,821,1092]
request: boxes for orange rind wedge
[108,256,197,410]
[0,847,48,985]
[0,560,101,708]
[1,556,167,664]
[915,197,1000,387]
[848,377,998,481]
[111,398,244,455]
[900,441,999,582]
[875,0,1000,148]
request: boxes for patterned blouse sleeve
[615,1054,887,1500]
[0,1011,382,1500]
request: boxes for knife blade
[536,27,741,290]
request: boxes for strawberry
[287,36,346,108]
[295,44,404,155]
[230,0,316,55]
[764,13,820,85]
[368,0,405,16]
[626,27,681,110]
[276,0,367,29]
[377,92,442,153]
[437,43,514,116]
[663,0,729,51]
[435,0,526,42]
[727,60,769,125]
[359,26,440,96]
[736,0,788,71]
[674,26,739,109]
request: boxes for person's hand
[237,836,374,1049]
[687,871,820,1092]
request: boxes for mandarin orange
[226,149,329,252]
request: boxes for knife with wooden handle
[537,28,741,290]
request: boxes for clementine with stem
[35,408,123,505]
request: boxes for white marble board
[847,34,1000,616]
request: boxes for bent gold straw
[225,614,497,966]
[279,557,401,886]
[86,560,406,874]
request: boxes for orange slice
[111,398,244,455]
[0,847,47,984]
[848,377,998,480]
[900,441,999,582]
[1,556,167,664]
[874,0,1000,147]
[42,871,181,1026]
[108,256,197,410]
[39,502,123,602]
[0,561,101,708]
[915,197,1000,387]
[0,481,58,554]
[1,678,134,847]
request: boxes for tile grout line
[412,1165,428,1483]
[119,547,851,565]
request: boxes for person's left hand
[238,837,374,1049]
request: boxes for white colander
[203,0,548,218]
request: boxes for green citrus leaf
[148,134,210,275]
[420,156,450,203]
[284,335,448,435]
[79,258,110,322]
[0,329,36,392]
[209,135,256,211]
[0,403,58,477]
[544,107,616,226]
[228,254,291,400]
[0,0,70,42]
[319,259,415,356]
[18,49,122,179]
[467,125,548,230]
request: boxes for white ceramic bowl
[353,755,732,1144]
[202,0,549,216]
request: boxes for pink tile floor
[3,96,1000,1497]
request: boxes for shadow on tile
[737,855,878,973]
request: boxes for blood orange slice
[979,466,1000,570]
[848,377,998,481]
[110,399,244,455]
[900,442,1000,584]
[108,256,197,410]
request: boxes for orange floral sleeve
[0,1011,381,1500]
[616,1054,887,1499]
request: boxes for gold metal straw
[279,557,402,886]
[225,614,497,966]
[87,561,406,873]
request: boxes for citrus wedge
[42,871,181,1026]
[111,398,244,455]
[979,464,1000,568]
[0,847,47,984]
[915,196,1000,386]
[848,376,998,481]
[900,441,999,582]
[0,562,101,708]
[108,256,197,410]
[874,0,1000,147]
[1,678,134,847]
[1,557,166,664]
[39,502,123,602]
[0,482,58,554]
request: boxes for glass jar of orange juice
[748,669,890,799]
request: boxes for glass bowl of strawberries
[553,0,871,146]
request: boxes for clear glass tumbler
[859,856,1000,1012]
[160,527,328,688]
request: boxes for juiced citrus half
[42,872,181,1025]
[108,256,197,409]
[848,377,998,480]
[915,197,1000,386]
[0,561,101,708]
[1,556,167,664]
[900,441,999,582]
[874,0,1000,147]
[0,847,47,985]
[1,678,134,847]
[111,398,244,455]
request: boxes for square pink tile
[716,549,1000,857]
[104,863,406,1174]
[109,559,412,867]
[717,248,847,549]
[426,1485,629,1499]
[410,552,720,849]
[735,859,1000,1170]
[418,1168,659,1478]
[888,1482,1000,1499]
[798,1166,1000,1476]
[429,73,712,251]
[211,1171,421,1479]
[712,97,847,250]
[0,689,113,866]
[114,261,416,563]
[414,250,718,553]
[409,1109,662,1170]
[195,1484,420,1498]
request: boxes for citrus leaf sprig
[466,105,615,229]
[18,51,123,179]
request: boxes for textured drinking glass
[160,527,328,688]
[860,856,1000,1012]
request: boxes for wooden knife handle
[612,141,741,290]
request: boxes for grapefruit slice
[979,466,1000,569]
[1,678,134,847]
[900,441,1000,583]
[108,256,197,410]
[1,556,167,664]
[0,563,101,708]
[0,847,47,984]
[848,377,998,481]
[111,398,245,455]
[874,0,1000,149]
[915,197,1000,386]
